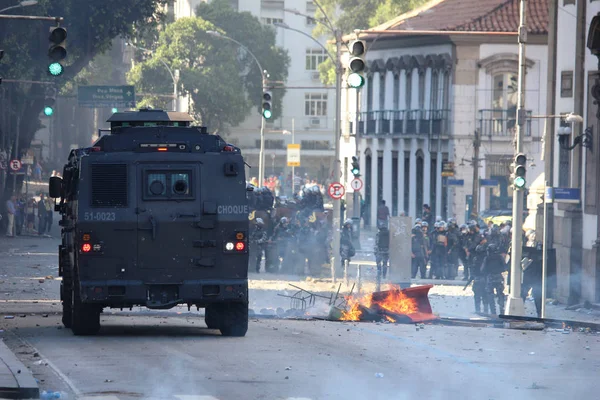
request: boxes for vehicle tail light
[223,145,234,152]
[235,242,245,251]
[157,147,168,152]
[82,243,92,252]
[82,233,91,241]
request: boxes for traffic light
[262,89,272,119]
[43,87,57,117]
[111,108,118,113]
[513,152,527,189]
[351,156,360,177]
[48,26,67,76]
[347,40,366,89]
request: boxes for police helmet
[255,218,264,225]
[475,243,487,253]
[421,221,429,228]
[415,218,422,224]
[459,223,468,231]
[344,218,353,226]
[436,216,442,222]
[487,243,499,254]
[412,225,422,234]
[280,217,288,224]
[434,222,440,229]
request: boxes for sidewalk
[0,338,39,399]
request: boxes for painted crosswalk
[77,396,313,400]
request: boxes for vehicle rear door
[137,164,200,269]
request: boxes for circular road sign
[328,182,345,200]
[350,178,363,192]
[9,159,21,171]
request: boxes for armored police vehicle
[49,108,250,336]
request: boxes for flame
[340,286,419,321]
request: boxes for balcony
[350,109,451,137]
[478,109,532,137]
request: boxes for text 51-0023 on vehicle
[49,108,252,337]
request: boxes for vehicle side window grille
[91,164,128,207]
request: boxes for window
[563,0,575,5]
[430,71,439,110]
[305,93,328,116]
[145,170,193,200]
[305,48,327,71]
[405,71,412,109]
[418,70,426,109]
[393,74,400,110]
[306,2,317,25]
[367,75,373,111]
[492,73,518,110]
[261,17,283,25]
[300,140,330,150]
[255,139,284,149]
[379,73,386,110]
[561,71,573,98]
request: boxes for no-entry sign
[328,182,345,200]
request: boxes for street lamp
[206,30,268,185]
[125,42,179,112]
[279,1,344,281]
[0,0,38,13]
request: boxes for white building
[170,0,335,185]
[340,0,548,227]
[547,0,600,304]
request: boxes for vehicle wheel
[218,302,248,337]
[60,248,72,329]
[71,271,101,336]
[204,305,219,329]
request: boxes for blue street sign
[480,179,499,187]
[446,179,464,186]
[551,187,580,204]
[545,187,553,203]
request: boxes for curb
[0,339,39,399]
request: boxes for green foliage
[128,0,289,134]
[0,0,167,194]
[312,0,428,83]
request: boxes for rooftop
[355,0,548,40]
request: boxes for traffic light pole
[331,28,342,282]
[259,79,266,185]
[505,0,527,316]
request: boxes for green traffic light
[48,62,63,76]
[44,106,54,116]
[263,109,272,119]
[351,168,360,175]
[112,108,118,113]
[514,176,526,188]
[347,73,365,88]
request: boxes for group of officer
[248,185,330,276]
[411,218,513,314]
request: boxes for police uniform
[481,243,506,314]
[250,218,267,273]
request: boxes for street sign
[77,85,136,108]
[480,179,499,187]
[9,159,21,171]
[546,187,580,204]
[287,143,300,167]
[328,182,345,200]
[446,179,464,186]
[350,178,363,191]
[441,161,455,177]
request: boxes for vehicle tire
[204,305,219,329]
[218,302,248,337]
[60,247,72,329]
[71,270,101,336]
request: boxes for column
[398,139,405,215]
[371,141,379,226]
[424,145,431,209]
[436,152,442,219]
[409,138,417,219]
[383,139,393,206]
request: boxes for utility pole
[505,0,527,316]
[471,129,481,220]
[331,28,343,281]
[291,117,295,196]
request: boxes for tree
[311,0,428,84]
[0,0,167,195]
[128,0,290,135]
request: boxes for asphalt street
[1,235,599,399]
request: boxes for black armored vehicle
[49,109,250,336]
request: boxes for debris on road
[329,285,438,324]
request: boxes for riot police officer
[250,218,268,273]
[411,224,427,279]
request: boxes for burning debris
[330,285,438,324]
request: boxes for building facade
[170,0,335,184]
[549,0,600,304]
[340,0,548,226]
